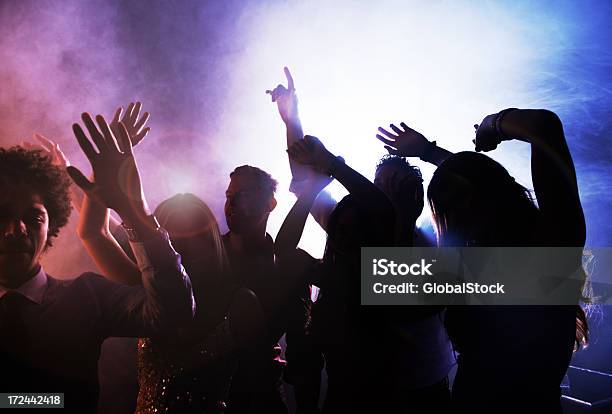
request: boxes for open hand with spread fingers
[375,122,432,158]
[110,101,150,147]
[67,113,150,220]
[22,133,71,168]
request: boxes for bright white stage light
[215,0,573,256]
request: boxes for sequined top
[135,317,237,414]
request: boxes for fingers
[377,126,397,140]
[473,139,481,152]
[390,123,403,135]
[95,114,120,153]
[303,135,325,151]
[115,122,134,155]
[111,107,122,125]
[287,140,310,161]
[124,102,135,123]
[66,166,95,192]
[266,83,291,102]
[81,113,107,153]
[284,66,294,91]
[289,139,309,153]
[384,145,401,156]
[271,85,288,102]
[33,133,54,151]
[375,133,395,146]
[21,141,46,152]
[133,111,150,132]
[400,122,414,132]
[72,123,97,161]
[132,127,150,146]
[130,102,142,125]
[54,144,70,167]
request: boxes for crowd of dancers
[0,67,589,414]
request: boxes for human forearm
[129,228,196,330]
[478,108,585,245]
[276,191,318,257]
[420,142,453,166]
[331,159,394,217]
[310,189,337,232]
[286,119,309,183]
[97,228,194,337]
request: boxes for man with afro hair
[0,113,195,413]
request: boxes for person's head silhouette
[224,165,277,235]
[0,147,71,288]
[374,155,424,224]
[428,151,538,247]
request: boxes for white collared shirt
[0,267,48,304]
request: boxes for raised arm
[375,122,453,166]
[267,67,307,183]
[288,135,393,218]
[67,112,194,334]
[275,171,333,258]
[75,102,151,285]
[78,193,141,285]
[474,108,586,246]
[267,68,338,231]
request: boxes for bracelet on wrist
[122,215,161,242]
[495,108,519,141]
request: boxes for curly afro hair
[376,154,423,182]
[0,146,72,246]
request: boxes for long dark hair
[427,152,588,350]
[428,152,539,247]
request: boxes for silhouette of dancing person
[73,104,266,414]
[381,109,588,412]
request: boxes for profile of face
[374,163,424,218]
[0,187,49,287]
[224,174,275,234]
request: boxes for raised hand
[287,135,335,172]
[473,113,501,152]
[110,101,150,147]
[375,122,431,157]
[266,67,299,125]
[67,113,149,219]
[22,134,71,168]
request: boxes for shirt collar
[0,266,48,304]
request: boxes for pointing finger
[284,66,295,91]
